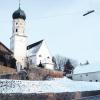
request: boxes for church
[10,5,54,71]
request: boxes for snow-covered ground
[0,77,100,93]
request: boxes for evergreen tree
[64,59,74,75]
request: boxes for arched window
[16,29,18,32]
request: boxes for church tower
[10,4,27,71]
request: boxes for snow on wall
[0,77,100,93]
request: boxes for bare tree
[52,55,68,71]
[52,55,78,73]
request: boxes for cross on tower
[19,0,21,9]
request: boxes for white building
[72,63,100,82]
[10,6,27,71]
[27,40,54,70]
[10,6,54,71]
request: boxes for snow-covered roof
[0,77,100,93]
[73,63,100,74]
[27,40,43,54]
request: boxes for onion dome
[12,7,26,20]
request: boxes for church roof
[27,40,43,50]
[27,40,43,54]
[73,63,100,74]
[12,7,26,20]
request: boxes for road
[82,95,100,100]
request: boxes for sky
[0,0,100,64]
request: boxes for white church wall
[36,41,54,70]
[12,35,27,69]
[73,71,100,82]
[44,63,54,70]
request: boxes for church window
[86,74,88,76]
[47,56,50,59]
[16,29,18,32]
[39,55,42,57]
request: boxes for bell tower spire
[10,1,27,71]
[19,0,21,9]
[12,0,26,35]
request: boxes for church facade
[27,40,54,70]
[10,6,54,71]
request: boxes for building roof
[27,40,43,50]
[73,63,100,74]
[12,7,26,20]
[0,42,13,55]
[27,40,43,54]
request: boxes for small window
[47,56,50,59]
[86,74,88,76]
[96,80,98,82]
[39,55,42,57]
[16,29,18,32]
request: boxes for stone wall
[0,65,16,74]
[27,67,64,80]
[0,71,29,80]
[0,90,100,100]
[0,93,73,100]
[0,67,64,80]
